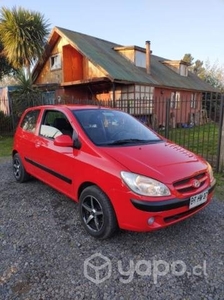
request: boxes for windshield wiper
[108,139,152,145]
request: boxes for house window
[41,91,56,105]
[50,54,61,70]
[115,85,154,115]
[179,64,188,76]
[109,85,154,103]
[134,85,154,100]
[191,93,197,109]
[171,92,180,109]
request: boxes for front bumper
[131,181,216,212]
[115,180,216,232]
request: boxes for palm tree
[0,40,15,80]
[0,6,50,79]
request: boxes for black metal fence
[0,93,223,171]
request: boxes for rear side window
[20,110,40,132]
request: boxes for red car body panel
[13,105,216,232]
[100,144,206,184]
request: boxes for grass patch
[159,123,219,168]
[214,173,224,199]
[167,123,218,156]
[0,136,13,157]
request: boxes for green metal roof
[150,55,218,92]
[57,27,158,85]
[53,27,218,92]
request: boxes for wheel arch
[77,181,117,216]
[12,149,18,157]
[77,181,94,200]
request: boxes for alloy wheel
[13,157,21,180]
[81,195,104,232]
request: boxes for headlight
[207,163,215,183]
[121,171,171,197]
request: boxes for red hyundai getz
[12,105,216,239]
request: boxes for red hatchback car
[13,105,216,239]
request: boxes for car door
[16,108,42,174]
[31,108,77,198]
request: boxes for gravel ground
[0,157,224,300]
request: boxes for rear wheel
[13,153,30,183]
[79,185,118,239]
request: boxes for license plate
[189,190,208,209]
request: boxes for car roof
[28,104,112,111]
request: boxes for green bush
[0,111,13,134]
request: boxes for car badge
[191,179,200,188]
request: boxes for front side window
[20,110,40,132]
[39,110,73,139]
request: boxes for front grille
[173,172,208,194]
[164,202,206,223]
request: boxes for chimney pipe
[145,41,151,74]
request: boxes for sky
[1,0,224,67]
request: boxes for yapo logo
[84,253,112,284]
[84,253,208,285]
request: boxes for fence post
[112,83,116,108]
[165,98,170,138]
[9,96,15,132]
[217,94,224,172]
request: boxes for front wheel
[79,186,118,239]
[13,153,30,183]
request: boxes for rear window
[20,110,40,132]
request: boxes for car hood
[101,142,207,184]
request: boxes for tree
[193,59,204,75]
[0,6,50,79]
[182,53,194,66]
[199,60,224,92]
[0,40,15,80]
[182,54,204,75]
[183,53,224,91]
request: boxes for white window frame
[179,64,188,76]
[191,93,197,109]
[50,54,61,70]
[171,92,180,109]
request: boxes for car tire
[79,185,118,239]
[13,153,30,183]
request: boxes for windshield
[73,108,162,146]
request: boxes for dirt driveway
[0,158,224,299]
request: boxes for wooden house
[32,27,218,127]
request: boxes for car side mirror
[73,137,82,149]
[54,135,73,147]
[72,131,82,149]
